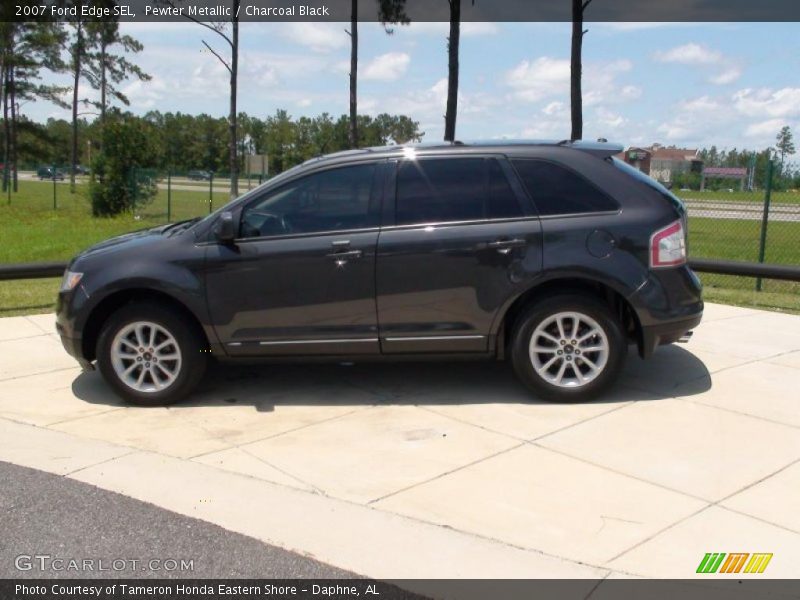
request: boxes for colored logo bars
[696,553,773,574]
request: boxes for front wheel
[96,303,207,406]
[510,295,626,403]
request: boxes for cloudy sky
[26,21,800,151]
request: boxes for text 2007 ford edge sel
[56,140,703,406]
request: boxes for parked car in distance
[37,166,66,180]
[57,140,703,406]
[187,169,212,181]
[75,165,90,175]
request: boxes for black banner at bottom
[3,579,800,600]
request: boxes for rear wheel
[511,295,626,402]
[96,303,207,406]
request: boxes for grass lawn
[1,180,798,316]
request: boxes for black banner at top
[5,0,800,23]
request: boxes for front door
[206,162,383,356]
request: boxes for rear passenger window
[489,159,522,219]
[512,159,618,215]
[396,158,523,225]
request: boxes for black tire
[96,302,208,406]
[510,294,626,403]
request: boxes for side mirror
[213,211,236,244]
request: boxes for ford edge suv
[56,140,703,406]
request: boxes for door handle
[326,249,363,259]
[487,238,526,254]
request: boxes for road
[0,461,356,579]
[684,199,800,222]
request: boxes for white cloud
[595,107,626,130]
[654,43,723,65]
[710,66,742,85]
[745,118,787,138]
[505,57,570,102]
[732,88,800,118]
[620,85,643,101]
[679,96,721,113]
[361,52,410,82]
[506,56,635,109]
[542,101,565,116]
[279,23,348,53]
[653,42,741,86]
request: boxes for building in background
[620,144,704,186]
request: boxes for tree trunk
[228,8,239,200]
[1,63,9,194]
[100,38,107,124]
[348,0,358,149]
[444,0,460,142]
[570,0,584,141]
[9,66,17,192]
[70,20,83,194]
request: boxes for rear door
[376,155,543,354]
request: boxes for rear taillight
[650,220,686,269]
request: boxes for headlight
[60,270,83,292]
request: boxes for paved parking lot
[1,302,798,581]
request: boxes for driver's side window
[240,163,378,239]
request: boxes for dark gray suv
[56,140,703,406]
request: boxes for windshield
[611,158,685,216]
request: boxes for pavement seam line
[186,405,369,461]
[234,446,327,495]
[417,405,527,442]
[717,504,800,536]
[716,456,800,505]
[23,315,54,335]
[527,400,638,444]
[176,407,330,494]
[603,504,713,565]
[676,396,800,430]
[45,406,126,428]
[0,333,51,343]
[367,441,527,505]
[0,366,77,383]
[529,442,710,502]
[605,456,800,567]
[62,450,140,477]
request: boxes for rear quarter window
[511,159,619,216]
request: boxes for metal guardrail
[0,258,798,283]
[689,259,800,283]
[0,261,67,281]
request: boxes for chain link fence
[2,165,267,218]
[677,159,800,297]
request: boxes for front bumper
[56,288,94,370]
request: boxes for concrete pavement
[0,303,798,582]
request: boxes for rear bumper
[639,312,703,359]
[628,266,704,359]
